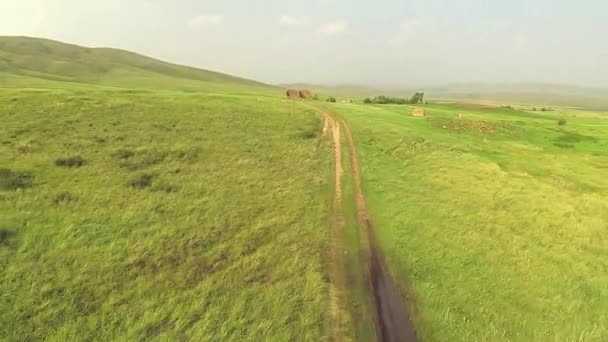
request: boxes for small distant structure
[411,108,425,117]
[286,89,299,99]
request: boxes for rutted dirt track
[323,111,417,342]
[323,112,350,341]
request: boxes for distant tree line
[364,92,424,105]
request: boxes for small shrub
[0,169,33,190]
[558,118,567,126]
[128,174,155,189]
[55,156,87,168]
[327,97,337,103]
[17,144,34,154]
[410,92,425,104]
[553,142,574,149]
[141,151,167,166]
[172,148,199,162]
[116,150,167,170]
[114,149,135,159]
[152,183,179,193]
[53,192,78,204]
[299,131,316,139]
[364,95,409,105]
[93,137,106,144]
[0,229,16,245]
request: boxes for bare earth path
[322,112,350,341]
[323,110,417,342]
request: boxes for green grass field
[327,102,608,341]
[3,36,608,341]
[0,37,336,339]
[0,88,334,340]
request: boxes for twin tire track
[323,111,417,342]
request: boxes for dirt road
[324,110,417,342]
[322,112,351,341]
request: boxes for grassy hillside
[0,36,271,93]
[4,36,608,341]
[0,88,332,340]
[327,101,608,340]
[0,38,338,340]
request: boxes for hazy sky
[1,0,607,87]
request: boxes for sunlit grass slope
[328,102,608,341]
[0,36,272,93]
[0,87,332,340]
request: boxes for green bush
[558,118,567,126]
[55,156,87,168]
[52,192,78,204]
[0,168,33,190]
[0,229,16,245]
[128,173,155,189]
[364,95,408,105]
[113,149,135,159]
[327,97,336,103]
[410,92,425,104]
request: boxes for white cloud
[318,21,348,35]
[479,32,490,45]
[188,14,223,29]
[400,18,426,34]
[390,17,428,45]
[278,15,302,27]
[513,35,529,49]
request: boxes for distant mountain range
[281,82,608,110]
[2,36,606,110]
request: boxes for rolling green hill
[0,36,271,92]
[1,38,331,340]
[3,36,607,341]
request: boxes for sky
[1,0,607,87]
